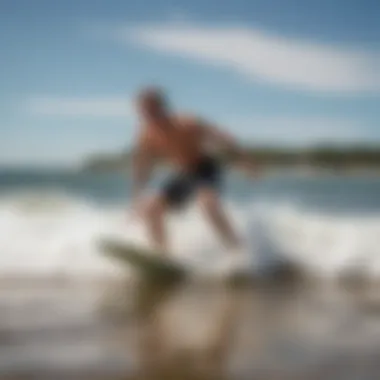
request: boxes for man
[131,87,257,272]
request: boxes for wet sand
[0,277,379,380]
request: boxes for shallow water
[0,279,379,380]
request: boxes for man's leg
[141,172,192,254]
[141,195,169,254]
[197,187,241,251]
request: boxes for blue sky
[1,0,379,167]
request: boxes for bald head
[136,87,169,121]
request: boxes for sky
[1,0,380,167]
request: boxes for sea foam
[0,190,379,281]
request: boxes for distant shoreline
[1,146,379,176]
[81,145,380,175]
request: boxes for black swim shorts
[162,155,222,208]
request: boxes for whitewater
[1,186,379,281]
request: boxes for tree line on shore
[82,145,380,172]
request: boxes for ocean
[0,168,379,280]
[1,168,380,379]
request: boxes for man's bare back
[139,115,206,170]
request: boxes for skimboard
[99,238,186,282]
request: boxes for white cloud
[120,24,380,94]
[27,97,131,117]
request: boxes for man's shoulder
[175,113,203,129]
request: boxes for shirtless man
[131,87,257,269]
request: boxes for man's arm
[131,132,154,202]
[198,119,258,175]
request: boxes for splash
[0,190,379,281]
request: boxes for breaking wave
[0,190,379,281]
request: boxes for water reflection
[129,281,245,380]
[0,279,379,379]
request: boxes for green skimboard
[99,239,186,282]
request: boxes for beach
[0,169,379,379]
